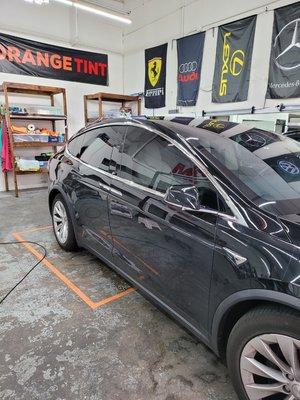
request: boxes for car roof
[85,116,259,144]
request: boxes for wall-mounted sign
[212,16,257,103]
[176,32,205,107]
[144,43,168,109]
[267,2,300,99]
[0,32,108,85]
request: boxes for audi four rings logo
[278,160,300,175]
[178,61,198,73]
[274,18,300,71]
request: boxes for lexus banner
[267,2,300,99]
[0,32,108,85]
[212,16,257,103]
[177,32,205,106]
[144,43,168,109]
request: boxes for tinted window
[121,127,219,210]
[68,131,85,158]
[80,125,126,171]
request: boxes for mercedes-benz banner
[212,16,257,103]
[144,43,168,109]
[267,2,300,99]
[177,32,205,107]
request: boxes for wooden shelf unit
[1,82,68,197]
[84,92,141,124]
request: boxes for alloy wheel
[53,200,69,244]
[240,333,300,399]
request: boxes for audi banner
[267,2,300,99]
[177,32,205,106]
[144,43,168,109]
[212,16,257,103]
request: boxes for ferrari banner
[212,16,257,103]
[144,43,168,109]
[267,2,300,99]
[177,32,205,107]
[0,32,108,85]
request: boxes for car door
[70,125,126,264]
[108,125,221,333]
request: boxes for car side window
[120,127,221,211]
[80,125,126,172]
[67,130,85,158]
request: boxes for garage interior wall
[0,0,124,191]
[123,0,300,115]
[1,0,300,192]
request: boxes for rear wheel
[51,194,78,251]
[226,306,300,400]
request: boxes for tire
[51,193,78,251]
[226,305,300,400]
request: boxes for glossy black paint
[48,118,300,356]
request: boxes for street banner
[144,43,168,109]
[0,32,108,85]
[267,2,300,99]
[212,16,257,103]
[177,32,205,106]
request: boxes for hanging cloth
[0,121,2,165]
[2,118,13,172]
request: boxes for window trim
[66,121,246,226]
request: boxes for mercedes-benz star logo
[278,160,300,175]
[242,133,267,148]
[274,18,300,71]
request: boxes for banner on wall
[144,43,168,109]
[0,32,108,85]
[212,15,257,103]
[176,32,205,107]
[267,2,300,99]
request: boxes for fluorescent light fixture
[53,0,132,24]
[203,108,255,117]
[25,0,49,4]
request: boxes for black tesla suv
[48,117,300,400]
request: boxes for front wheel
[51,194,78,251]
[227,306,300,400]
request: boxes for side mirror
[164,185,201,211]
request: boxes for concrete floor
[0,188,237,400]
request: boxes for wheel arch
[211,289,300,360]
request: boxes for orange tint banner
[0,32,108,85]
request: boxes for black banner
[0,32,108,85]
[212,16,256,103]
[267,2,300,99]
[177,32,205,107]
[144,43,167,109]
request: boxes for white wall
[123,0,300,116]
[0,0,124,191]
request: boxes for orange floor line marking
[92,287,136,309]
[13,231,96,309]
[12,230,136,310]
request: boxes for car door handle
[98,182,111,192]
[98,182,122,197]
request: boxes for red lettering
[88,61,98,75]
[98,63,107,77]
[74,58,83,73]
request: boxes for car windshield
[170,123,300,204]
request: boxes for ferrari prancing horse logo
[148,57,162,87]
